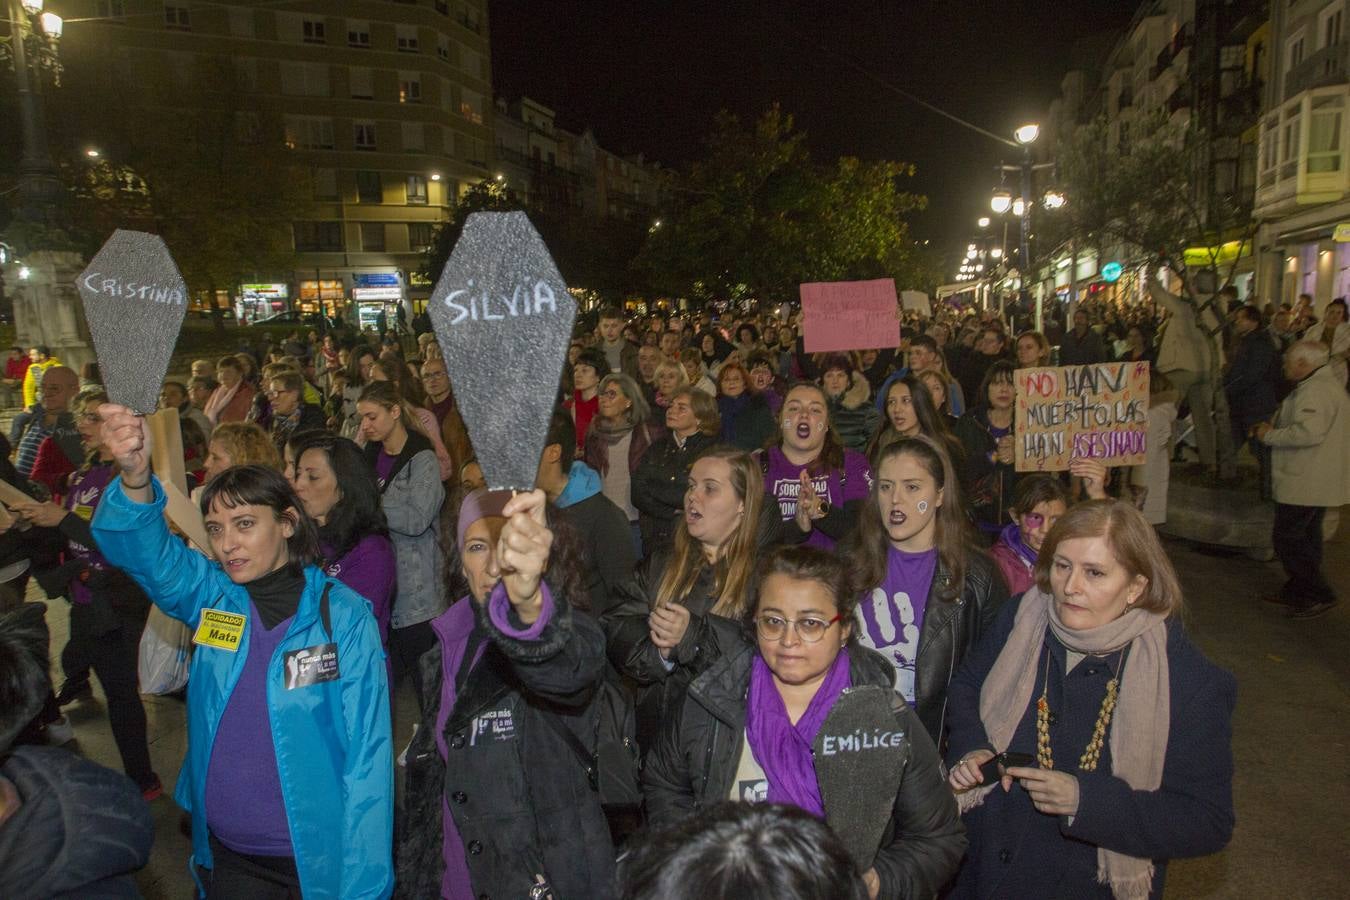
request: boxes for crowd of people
[8,280,1345,897]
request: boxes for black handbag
[541,677,642,811]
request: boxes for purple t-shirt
[62,463,118,606]
[856,546,938,702]
[761,446,873,549]
[323,534,396,644]
[374,450,397,488]
[204,604,294,856]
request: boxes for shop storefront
[298,279,347,318]
[236,284,289,322]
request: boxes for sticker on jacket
[469,707,516,745]
[193,609,246,651]
[283,643,339,689]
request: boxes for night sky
[489,0,1137,270]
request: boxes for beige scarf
[203,381,241,426]
[959,588,1170,900]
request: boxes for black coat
[1223,328,1281,427]
[396,590,616,900]
[630,431,716,556]
[643,642,968,900]
[1058,328,1108,366]
[945,593,1236,899]
[954,408,1018,529]
[907,553,1009,750]
[0,746,154,899]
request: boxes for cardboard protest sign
[146,408,189,497]
[163,481,212,555]
[78,230,188,414]
[1015,362,1150,472]
[428,211,576,491]
[800,278,901,353]
[813,685,906,871]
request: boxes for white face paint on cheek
[917,500,929,514]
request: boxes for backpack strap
[540,708,599,792]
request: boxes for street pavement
[21,513,1350,899]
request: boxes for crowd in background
[6,275,1346,897]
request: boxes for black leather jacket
[911,552,1009,750]
[643,642,967,900]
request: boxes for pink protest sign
[799,279,901,353]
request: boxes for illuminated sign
[352,287,402,301]
[1101,262,1123,283]
[239,283,289,298]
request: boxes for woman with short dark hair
[632,387,720,556]
[643,545,966,899]
[91,407,392,898]
[955,361,1020,536]
[946,501,1235,899]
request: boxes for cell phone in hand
[977,751,1038,783]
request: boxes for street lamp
[990,189,1012,214]
[1014,123,1040,146]
[1,0,64,224]
[1012,198,1026,217]
[977,216,991,228]
[1043,190,1066,210]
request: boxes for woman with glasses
[583,373,659,557]
[643,545,965,900]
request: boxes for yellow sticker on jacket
[193,609,246,651]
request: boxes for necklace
[1035,653,1124,772]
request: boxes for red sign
[799,279,901,353]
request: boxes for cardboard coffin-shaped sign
[78,230,188,415]
[813,684,908,871]
[428,211,576,491]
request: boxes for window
[1280,107,1302,180]
[98,1,127,19]
[360,223,386,252]
[460,89,483,124]
[312,168,338,200]
[285,116,335,150]
[397,24,420,53]
[1287,30,1306,73]
[409,222,435,251]
[293,221,343,252]
[349,67,374,100]
[164,4,190,30]
[437,35,451,62]
[228,7,253,36]
[233,58,258,92]
[399,73,422,104]
[402,121,425,152]
[281,62,330,98]
[461,48,482,80]
[1309,95,1344,173]
[234,112,261,144]
[354,121,377,151]
[356,171,383,203]
[1321,4,1344,49]
[348,22,371,48]
[406,174,428,204]
[302,18,326,43]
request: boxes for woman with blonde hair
[946,500,1235,898]
[604,447,773,753]
[1014,331,1053,369]
[202,422,281,482]
[651,357,691,423]
[203,356,256,425]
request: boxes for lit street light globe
[977,216,991,228]
[1043,190,1066,209]
[1012,198,1026,217]
[1014,123,1040,145]
[990,189,1012,214]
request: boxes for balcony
[1285,43,1348,103]
[1254,85,1350,217]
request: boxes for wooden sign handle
[146,408,189,496]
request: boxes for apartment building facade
[62,0,493,322]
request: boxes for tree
[43,55,305,332]
[634,106,929,304]
[422,178,652,298]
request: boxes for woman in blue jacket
[91,404,393,899]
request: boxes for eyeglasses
[423,370,447,379]
[600,389,622,399]
[755,613,843,643]
[265,388,294,399]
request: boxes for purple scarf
[998,521,1037,569]
[745,649,852,817]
